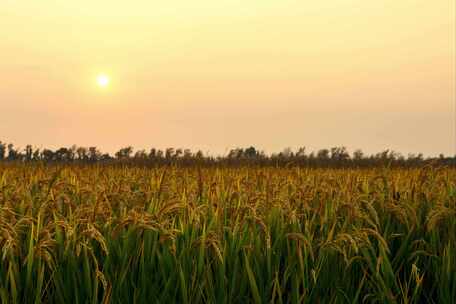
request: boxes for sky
[0,0,454,156]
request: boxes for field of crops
[0,164,455,303]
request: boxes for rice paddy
[0,164,455,303]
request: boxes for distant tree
[165,148,175,159]
[175,148,183,158]
[375,150,390,161]
[183,149,192,159]
[353,149,364,161]
[389,150,401,161]
[0,139,451,168]
[316,149,330,160]
[134,149,147,159]
[195,150,204,159]
[55,148,71,161]
[149,148,157,159]
[41,149,54,162]
[280,147,294,158]
[0,141,6,160]
[307,151,315,160]
[100,153,111,161]
[76,147,88,161]
[32,148,41,161]
[244,146,258,158]
[296,147,306,158]
[330,147,349,161]
[69,145,78,160]
[88,147,101,162]
[228,148,244,159]
[115,147,133,159]
[25,145,33,161]
[7,144,19,160]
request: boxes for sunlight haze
[1,0,454,156]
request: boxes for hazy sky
[1,0,454,156]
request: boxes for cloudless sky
[1,0,454,156]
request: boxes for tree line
[0,141,454,167]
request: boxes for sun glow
[96,74,110,88]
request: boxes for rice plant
[0,164,454,303]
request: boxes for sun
[96,74,110,88]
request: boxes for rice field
[0,164,455,303]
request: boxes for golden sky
[0,0,454,156]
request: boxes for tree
[280,147,294,158]
[330,147,349,161]
[41,149,54,162]
[228,148,244,159]
[195,150,204,159]
[115,147,133,159]
[76,147,88,161]
[296,147,306,158]
[88,147,101,162]
[100,153,111,161]
[353,149,364,161]
[183,149,192,159]
[316,149,330,160]
[25,145,33,161]
[32,148,40,161]
[0,142,6,160]
[0,140,450,167]
[244,146,258,158]
[7,144,19,160]
[55,148,71,161]
[165,148,175,159]
[175,148,183,158]
[149,148,157,159]
[134,149,147,159]
[69,145,78,160]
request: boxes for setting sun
[96,74,110,88]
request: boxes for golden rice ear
[426,207,456,232]
[0,164,454,302]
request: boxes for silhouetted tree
[41,149,54,162]
[55,148,70,161]
[175,148,183,158]
[100,153,112,161]
[183,149,192,159]
[115,147,133,159]
[134,149,147,159]
[69,145,78,160]
[25,145,33,161]
[149,148,157,159]
[0,142,6,160]
[7,144,19,161]
[317,149,330,160]
[280,147,293,158]
[353,149,364,161]
[195,150,204,159]
[76,147,88,161]
[244,146,258,158]
[330,147,349,161]
[165,148,174,159]
[88,147,101,162]
[32,148,40,161]
[228,148,244,159]
[0,140,452,167]
[296,147,306,158]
